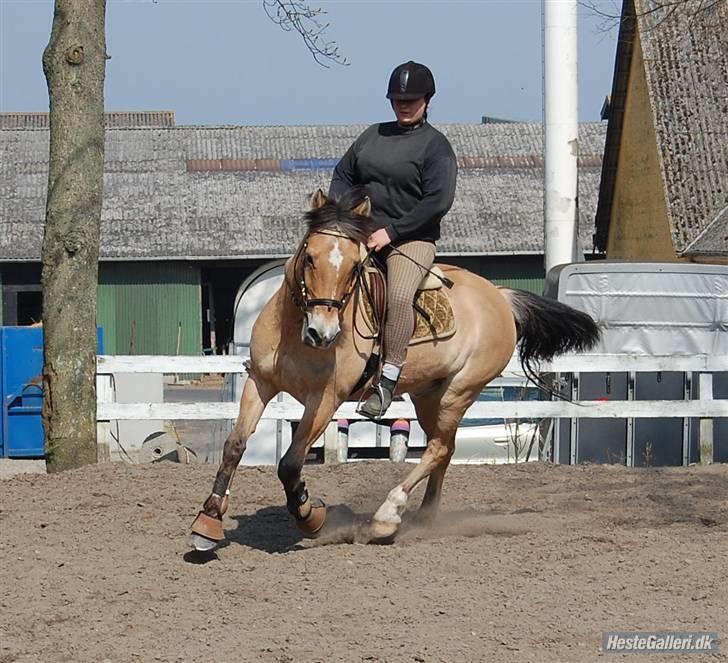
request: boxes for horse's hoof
[190,511,225,542]
[296,499,327,538]
[369,518,398,544]
[190,533,219,552]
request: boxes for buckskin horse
[190,188,600,549]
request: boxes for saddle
[357,255,456,346]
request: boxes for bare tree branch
[580,0,727,32]
[580,0,622,32]
[263,0,349,68]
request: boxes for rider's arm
[329,142,358,199]
[384,138,457,242]
[330,125,380,199]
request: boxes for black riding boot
[359,375,398,419]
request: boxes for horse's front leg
[190,374,276,549]
[277,401,338,537]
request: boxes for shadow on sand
[183,503,536,563]
[225,503,374,552]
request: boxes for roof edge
[594,0,636,252]
[680,204,728,255]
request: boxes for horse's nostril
[307,327,322,344]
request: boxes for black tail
[504,288,601,384]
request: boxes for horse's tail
[502,288,600,379]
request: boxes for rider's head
[386,61,435,127]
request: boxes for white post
[699,373,714,465]
[96,374,113,462]
[336,419,349,463]
[323,421,340,464]
[543,0,579,274]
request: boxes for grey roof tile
[0,123,605,261]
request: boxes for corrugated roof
[595,0,728,255]
[0,123,605,261]
[0,111,176,129]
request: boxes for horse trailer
[543,261,728,466]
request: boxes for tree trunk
[41,0,107,472]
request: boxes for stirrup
[357,376,396,420]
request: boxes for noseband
[289,230,365,313]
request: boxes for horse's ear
[310,189,327,210]
[352,196,371,217]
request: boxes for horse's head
[293,187,374,348]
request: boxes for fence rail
[97,353,728,375]
[96,353,728,464]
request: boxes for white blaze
[328,240,344,274]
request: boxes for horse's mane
[304,186,375,244]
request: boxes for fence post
[389,419,410,462]
[96,374,113,462]
[699,372,714,465]
[323,420,345,464]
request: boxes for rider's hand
[367,228,392,252]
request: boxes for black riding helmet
[386,61,436,101]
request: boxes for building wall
[606,29,676,261]
[98,263,202,355]
[3,257,544,354]
[442,255,545,294]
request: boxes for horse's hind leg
[190,374,276,549]
[370,387,465,541]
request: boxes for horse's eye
[304,254,314,268]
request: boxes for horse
[190,187,600,549]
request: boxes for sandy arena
[1,461,727,662]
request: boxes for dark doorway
[199,260,271,354]
[17,290,43,325]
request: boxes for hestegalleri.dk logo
[603,631,719,654]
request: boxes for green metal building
[97,263,201,356]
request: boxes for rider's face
[392,97,427,126]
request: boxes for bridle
[288,229,368,314]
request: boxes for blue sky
[0,0,619,125]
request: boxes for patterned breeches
[382,240,437,367]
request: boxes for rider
[329,60,458,418]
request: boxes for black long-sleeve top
[329,121,457,243]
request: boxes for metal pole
[543,0,579,274]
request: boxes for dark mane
[304,186,375,243]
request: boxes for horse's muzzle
[302,313,340,348]
[303,325,340,348]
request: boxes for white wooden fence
[96,353,728,465]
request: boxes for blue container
[0,327,104,458]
